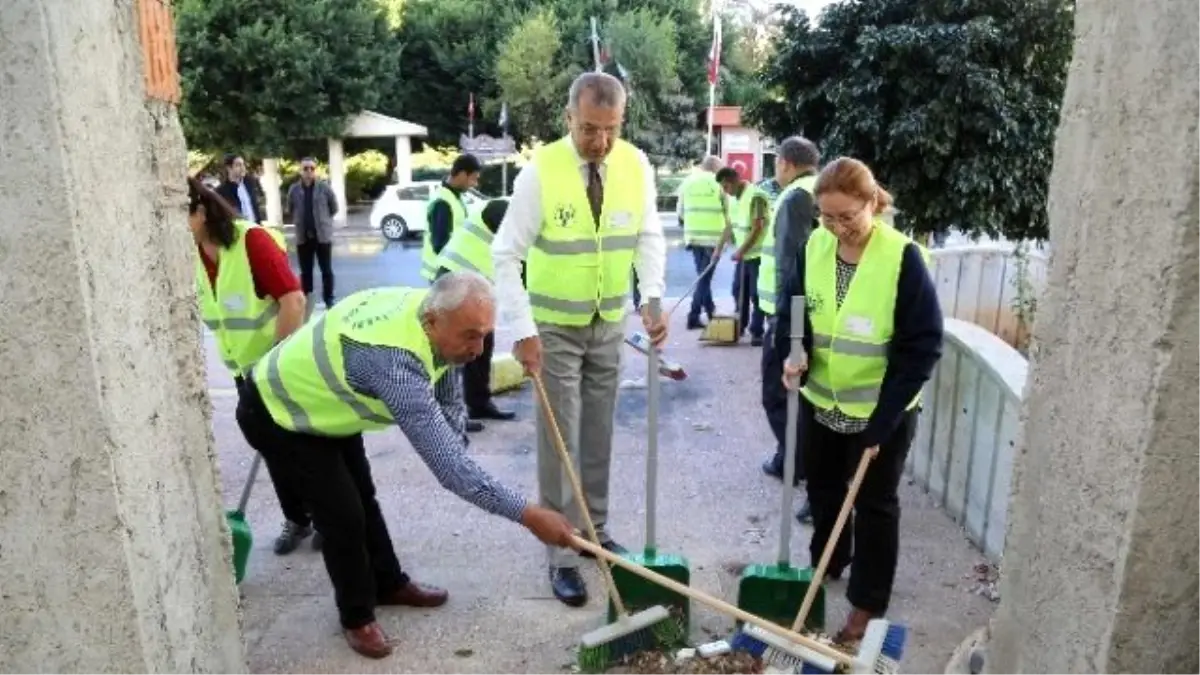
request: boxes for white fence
[906,243,1044,562]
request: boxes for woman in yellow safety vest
[189,176,314,555]
[775,158,944,643]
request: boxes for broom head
[225,509,252,585]
[736,562,823,631]
[607,550,691,636]
[734,619,907,674]
[699,314,740,344]
[577,604,676,673]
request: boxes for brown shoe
[378,581,449,608]
[344,622,392,659]
[834,607,874,645]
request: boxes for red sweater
[198,228,300,299]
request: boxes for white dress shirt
[492,138,666,341]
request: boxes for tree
[176,0,401,156]
[750,0,1074,241]
[495,10,573,144]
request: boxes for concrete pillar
[262,158,283,226]
[988,2,1199,673]
[327,137,347,226]
[394,134,413,184]
[0,1,246,672]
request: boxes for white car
[369,180,489,241]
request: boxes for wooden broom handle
[571,535,855,668]
[532,373,630,617]
[790,446,879,632]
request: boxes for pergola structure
[262,110,429,226]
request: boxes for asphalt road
[293,212,743,308]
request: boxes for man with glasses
[492,71,668,607]
[757,136,820,523]
[286,157,340,312]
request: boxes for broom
[698,255,748,345]
[622,248,723,379]
[736,296,823,628]
[732,445,909,673]
[225,452,262,585]
[609,298,692,636]
[577,535,906,674]
[531,374,681,672]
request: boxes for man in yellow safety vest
[492,71,668,608]
[676,155,732,329]
[420,154,481,282]
[436,198,516,426]
[715,166,770,344]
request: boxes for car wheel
[380,215,408,241]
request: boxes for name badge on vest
[608,210,633,228]
[223,294,246,312]
[844,315,875,337]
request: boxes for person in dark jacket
[426,154,482,262]
[776,157,943,644]
[217,154,265,224]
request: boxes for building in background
[705,105,775,183]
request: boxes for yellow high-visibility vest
[679,171,726,247]
[251,287,450,436]
[195,219,286,376]
[421,185,466,282]
[525,138,645,326]
[732,183,771,261]
[437,200,500,280]
[758,174,817,315]
[801,222,927,419]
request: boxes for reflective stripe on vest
[438,216,495,279]
[732,183,770,260]
[525,137,645,326]
[421,186,466,281]
[758,174,817,315]
[800,222,918,419]
[251,287,450,436]
[196,220,286,377]
[680,172,725,246]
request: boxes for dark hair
[715,167,740,183]
[778,136,820,170]
[451,154,482,176]
[223,153,241,167]
[480,198,509,233]
[187,176,240,247]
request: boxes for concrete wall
[929,245,1048,350]
[0,1,246,671]
[907,319,1027,562]
[988,1,1199,672]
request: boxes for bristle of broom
[735,620,909,675]
[576,606,679,673]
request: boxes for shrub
[345,150,390,202]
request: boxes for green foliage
[495,10,572,144]
[750,0,1074,241]
[345,150,391,202]
[176,0,401,157]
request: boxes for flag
[498,102,509,134]
[707,13,722,86]
[590,17,609,70]
[468,93,475,121]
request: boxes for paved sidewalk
[206,302,994,673]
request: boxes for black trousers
[732,258,766,338]
[297,240,334,305]
[760,319,800,473]
[234,377,311,527]
[462,331,495,411]
[803,402,917,615]
[236,380,408,629]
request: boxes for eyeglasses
[818,202,870,227]
[301,166,315,172]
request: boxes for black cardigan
[774,241,944,450]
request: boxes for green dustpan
[609,298,690,644]
[226,452,262,585]
[737,295,824,630]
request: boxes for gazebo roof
[343,110,428,138]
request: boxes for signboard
[459,134,516,160]
[726,152,755,182]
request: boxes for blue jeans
[688,246,716,322]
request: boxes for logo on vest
[554,204,575,228]
[807,293,825,315]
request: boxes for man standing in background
[287,157,339,312]
[716,167,769,345]
[677,155,731,329]
[217,154,266,224]
[421,154,482,283]
[757,136,820,523]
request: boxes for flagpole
[705,4,721,155]
[468,92,475,139]
[590,17,602,71]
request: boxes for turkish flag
[726,153,754,181]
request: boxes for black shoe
[795,500,813,525]
[579,539,628,560]
[762,453,803,487]
[750,334,763,347]
[466,420,484,433]
[273,521,312,555]
[686,317,706,330]
[469,403,516,421]
[549,566,589,607]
